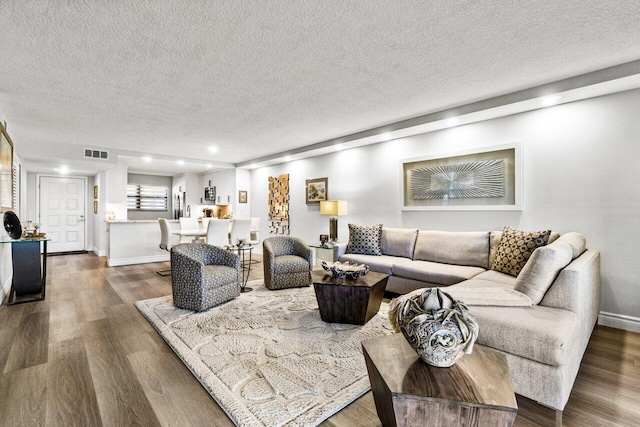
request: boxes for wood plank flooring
[0,253,638,426]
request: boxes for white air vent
[84,148,109,160]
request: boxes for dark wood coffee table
[311,270,389,325]
[362,334,518,427]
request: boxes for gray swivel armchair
[263,236,313,290]
[171,243,240,311]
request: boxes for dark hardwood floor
[0,253,638,426]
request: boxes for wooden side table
[362,334,517,427]
[311,270,388,325]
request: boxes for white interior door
[39,176,86,253]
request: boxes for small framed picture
[305,177,328,205]
[93,185,99,199]
[93,201,98,214]
[239,190,248,204]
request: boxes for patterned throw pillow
[491,226,551,277]
[345,224,383,256]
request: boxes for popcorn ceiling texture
[1,1,640,165]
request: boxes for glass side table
[309,243,340,270]
[0,236,51,305]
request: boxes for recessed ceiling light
[381,133,392,141]
[335,144,344,151]
[208,146,218,153]
[540,95,561,107]
[55,166,69,174]
[283,156,292,162]
[142,156,152,163]
[177,160,185,165]
[446,117,461,127]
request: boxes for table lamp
[320,200,348,242]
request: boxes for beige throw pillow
[550,232,587,259]
[491,226,551,277]
[380,227,418,258]
[514,243,573,304]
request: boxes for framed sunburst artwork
[400,143,522,211]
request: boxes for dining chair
[207,219,231,247]
[201,217,211,232]
[157,218,173,276]
[179,217,200,243]
[230,218,252,246]
[249,217,260,246]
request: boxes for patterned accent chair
[171,243,241,311]
[263,236,313,290]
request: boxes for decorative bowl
[389,288,479,367]
[3,211,22,239]
[321,261,369,280]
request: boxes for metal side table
[229,245,253,292]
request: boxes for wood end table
[362,334,518,427]
[311,270,388,325]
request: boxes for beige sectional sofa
[337,227,600,416]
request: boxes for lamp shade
[320,200,348,216]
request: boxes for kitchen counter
[105,218,247,267]
[106,220,174,266]
[106,219,178,224]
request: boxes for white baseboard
[93,247,106,257]
[598,311,640,333]
[107,254,170,267]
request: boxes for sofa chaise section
[336,226,600,416]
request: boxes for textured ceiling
[1,1,640,175]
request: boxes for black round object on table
[3,211,22,239]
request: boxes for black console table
[1,237,50,305]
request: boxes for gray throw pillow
[346,224,383,256]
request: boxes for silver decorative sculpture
[389,288,479,367]
[321,260,369,280]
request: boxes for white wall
[85,175,94,251]
[93,171,106,255]
[105,164,127,219]
[251,88,640,328]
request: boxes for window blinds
[127,184,168,211]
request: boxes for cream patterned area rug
[135,280,392,427]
